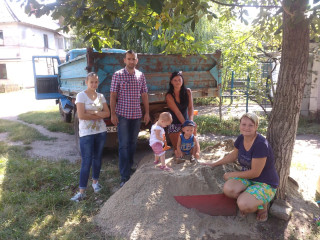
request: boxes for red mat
[174,194,238,216]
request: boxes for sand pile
[95,140,259,240]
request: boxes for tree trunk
[266,0,309,199]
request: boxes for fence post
[246,75,250,113]
[231,71,234,104]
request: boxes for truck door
[32,56,63,100]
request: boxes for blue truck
[32,48,222,147]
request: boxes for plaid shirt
[110,67,148,119]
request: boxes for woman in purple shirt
[202,112,279,222]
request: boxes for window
[43,34,48,49]
[0,30,4,45]
[0,64,7,79]
[58,38,64,49]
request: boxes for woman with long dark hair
[166,71,198,159]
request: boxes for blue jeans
[117,115,141,182]
[79,131,107,189]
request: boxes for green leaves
[191,19,195,32]
[92,38,101,51]
[136,0,148,7]
[150,0,163,14]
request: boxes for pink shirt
[110,67,148,119]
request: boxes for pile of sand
[95,140,260,239]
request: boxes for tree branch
[282,5,294,17]
[210,0,281,8]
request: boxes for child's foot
[154,159,160,164]
[159,165,173,171]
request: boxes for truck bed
[58,48,222,104]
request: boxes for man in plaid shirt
[110,50,150,187]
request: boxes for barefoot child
[149,112,173,171]
[176,120,200,162]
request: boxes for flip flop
[256,208,268,222]
[154,159,160,164]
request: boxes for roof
[0,0,61,32]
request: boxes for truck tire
[59,100,72,123]
[74,111,81,153]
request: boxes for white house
[0,0,70,90]
[301,43,320,120]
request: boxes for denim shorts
[230,177,277,204]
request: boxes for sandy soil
[1,89,320,239]
[94,138,320,240]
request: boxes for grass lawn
[0,120,120,239]
[0,142,120,240]
[18,105,74,135]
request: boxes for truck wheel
[74,112,81,153]
[59,100,72,123]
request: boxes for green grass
[18,105,74,135]
[195,114,269,136]
[0,120,120,239]
[194,97,219,106]
[194,96,257,107]
[0,119,50,144]
[0,141,120,240]
[297,117,320,135]
[199,140,220,150]
[195,112,320,137]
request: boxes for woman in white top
[71,72,110,202]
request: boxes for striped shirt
[110,67,148,119]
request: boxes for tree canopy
[20,0,320,53]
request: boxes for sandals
[154,159,160,165]
[256,208,268,222]
[159,165,173,171]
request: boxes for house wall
[301,43,320,120]
[0,22,68,88]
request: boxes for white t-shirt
[75,91,107,137]
[149,124,165,146]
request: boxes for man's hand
[144,113,150,125]
[111,113,119,126]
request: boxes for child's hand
[176,150,183,158]
[162,133,166,141]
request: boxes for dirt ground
[1,89,320,239]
